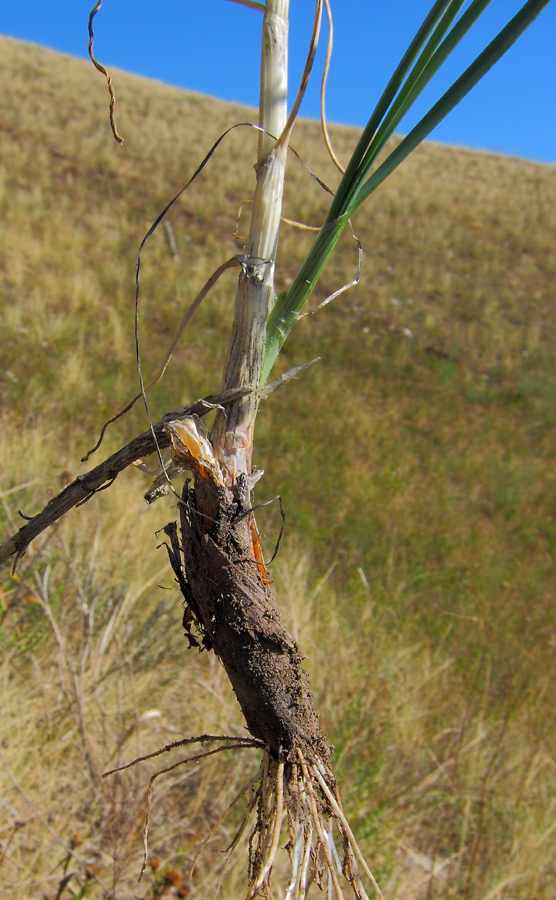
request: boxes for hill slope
[1,36,555,899]
[2,35,555,645]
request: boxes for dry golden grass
[1,35,556,899]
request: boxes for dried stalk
[0,389,249,567]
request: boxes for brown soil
[163,471,331,763]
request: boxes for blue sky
[1,1,555,163]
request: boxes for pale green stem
[212,0,290,482]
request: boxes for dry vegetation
[1,35,556,899]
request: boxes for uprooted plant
[1,0,551,896]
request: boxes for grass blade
[354,0,493,180]
[351,0,552,212]
[263,0,551,377]
[330,0,464,216]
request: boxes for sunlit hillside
[1,35,555,899]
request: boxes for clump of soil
[164,466,331,763]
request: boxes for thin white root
[284,818,303,900]
[298,750,346,900]
[299,820,313,898]
[313,759,385,900]
[238,747,383,900]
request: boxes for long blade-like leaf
[330,0,463,217]
[262,214,348,383]
[352,0,551,213]
[263,0,552,380]
[356,0,493,178]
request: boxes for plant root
[156,440,383,897]
[241,747,384,900]
[106,738,382,899]
[102,734,263,883]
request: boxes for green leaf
[263,0,552,379]
[354,0,492,180]
[351,0,552,214]
[330,0,464,218]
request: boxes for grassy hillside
[1,35,555,899]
